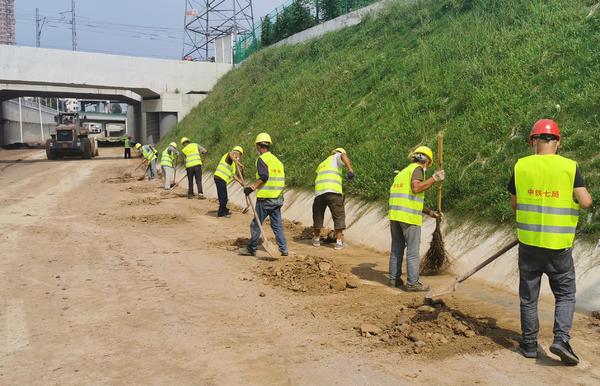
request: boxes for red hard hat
[530,119,560,140]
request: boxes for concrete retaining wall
[1,99,56,145]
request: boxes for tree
[260,16,274,47]
[319,0,340,22]
[110,103,122,115]
[288,0,315,35]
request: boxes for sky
[15,0,287,59]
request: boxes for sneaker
[405,281,430,292]
[334,240,344,250]
[281,251,289,257]
[239,248,256,257]
[198,193,206,200]
[519,341,538,359]
[312,237,321,247]
[549,339,579,365]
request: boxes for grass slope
[163,0,600,236]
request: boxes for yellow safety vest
[214,153,237,184]
[256,152,285,199]
[389,163,425,226]
[182,143,202,168]
[160,147,176,167]
[123,138,130,148]
[314,155,343,195]
[141,145,156,162]
[515,154,579,249]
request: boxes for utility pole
[35,8,46,47]
[71,0,77,51]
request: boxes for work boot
[198,193,206,200]
[239,248,256,257]
[187,193,193,199]
[549,339,579,366]
[389,278,404,289]
[405,281,430,292]
[519,340,538,359]
[312,237,321,247]
[281,251,289,257]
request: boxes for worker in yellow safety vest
[240,133,288,257]
[388,145,444,292]
[213,146,244,218]
[123,136,131,159]
[160,142,179,190]
[135,143,158,180]
[312,148,355,250]
[508,119,592,365]
[180,137,208,199]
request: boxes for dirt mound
[102,174,136,183]
[360,300,518,358]
[124,185,158,194]
[211,237,250,251]
[120,197,162,207]
[257,254,360,293]
[127,214,186,225]
[278,220,335,243]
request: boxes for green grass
[162,0,600,237]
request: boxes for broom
[420,131,449,275]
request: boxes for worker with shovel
[213,146,244,218]
[312,148,355,250]
[508,119,592,365]
[388,146,444,292]
[240,133,288,257]
[135,143,158,180]
[160,142,179,190]
[181,137,208,199]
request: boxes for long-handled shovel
[425,239,519,301]
[236,168,279,259]
[168,171,187,192]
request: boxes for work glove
[347,171,355,182]
[433,170,445,182]
[243,187,254,196]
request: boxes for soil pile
[102,174,135,184]
[360,300,518,357]
[125,185,158,194]
[211,237,250,251]
[127,214,186,225]
[258,254,360,293]
[120,197,162,207]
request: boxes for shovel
[168,171,188,192]
[425,239,519,301]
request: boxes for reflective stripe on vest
[388,163,425,226]
[160,147,176,167]
[515,154,579,250]
[214,153,237,184]
[256,152,285,199]
[141,145,156,162]
[314,155,343,195]
[182,143,202,168]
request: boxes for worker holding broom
[160,142,179,190]
[388,146,444,292]
[213,146,244,217]
[240,133,288,257]
[135,143,158,180]
[312,148,355,250]
[509,119,592,365]
[181,137,208,199]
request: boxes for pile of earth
[274,219,336,243]
[102,174,135,183]
[125,185,158,194]
[120,197,162,206]
[211,237,250,251]
[257,254,360,294]
[127,214,186,225]
[359,300,518,357]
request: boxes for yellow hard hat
[180,137,190,145]
[134,143,142,149]
[411,146,434,167]
[255,132,272,145]
[332,147,347,155]
[169,142,177,148]
[232,145,244,154]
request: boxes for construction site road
[1,148,599,385]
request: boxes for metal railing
[234,0,379,64]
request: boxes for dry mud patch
[120,197,162,207]
[123,185,159,194]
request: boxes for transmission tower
[182,0,254,62]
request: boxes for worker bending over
[388,146,444,292]
[160,142,179,190]
[509,119,592,365]
[312,148,355,250]
[213,146,244,218]
[241,133,288,257]
[181,137,208,199]
[135,143,158,180]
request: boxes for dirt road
[1,148,599,385]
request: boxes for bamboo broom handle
[437,132,444,213]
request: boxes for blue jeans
[247,197,288,254]
[146,159,156,179]
[519,243,576,344]
[389,220,421,285]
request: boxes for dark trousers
[124,148,131,159]
[519,243,576,344]
[186,165,203,195]
[214,176,230,216]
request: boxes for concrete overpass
[0,45,232,144]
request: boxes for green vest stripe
[389,205,423,216]
[389,193,424,203]
[160,147,176,167]
[314,155,343,195]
